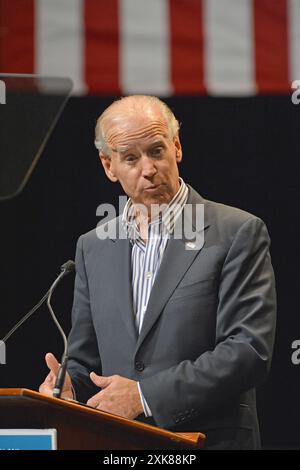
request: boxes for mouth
[144,184,161,192]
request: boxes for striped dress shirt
[122,178,188,417]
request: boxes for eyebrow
[148,140,165,148]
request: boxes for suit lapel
[109,219,138,343]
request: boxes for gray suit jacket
[67,185,276,450]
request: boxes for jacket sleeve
[67,235,101,403]
[139,217,277,428]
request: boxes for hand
[87,373,144,419]
[39,352,73,400]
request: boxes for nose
[140,155,157,178]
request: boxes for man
[39,95,276,449]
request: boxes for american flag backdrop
[0,0,299,96]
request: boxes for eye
[124,155,137,164]
[150,146,164,157]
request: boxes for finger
[87,394,101,408]
[39,380,53,395]
[45,371,55,383]
[90,372,111,388]
[45,352,60,375]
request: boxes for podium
[0,389,205,450]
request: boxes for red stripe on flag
[169,0,205,94]
[253,0,289,93]
[84,0,120,94]
[0,0,34,73]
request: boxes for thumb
[45,352,60,376]
[90,372,111,388]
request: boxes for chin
[145,194,165,205]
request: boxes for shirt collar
[122,178,188,244]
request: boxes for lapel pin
[185,241,196,250]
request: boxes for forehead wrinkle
[106,120,169,151]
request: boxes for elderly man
[39,95,276,450]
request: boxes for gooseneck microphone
[47,260,75,398]
[1,260,75,398]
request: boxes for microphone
[46,260,75,398]
[1,260,75,398]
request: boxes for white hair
[94,95,180,154]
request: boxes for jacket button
[135,360,145,371]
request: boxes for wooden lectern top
[0,388,205,450]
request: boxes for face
[100,111,182,212]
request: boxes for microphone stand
[46,268,69,399]
[2,291,49,343]
[46,260,75,399]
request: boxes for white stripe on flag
[120,0,172,95]
[35,0,85,95]
[288,0,300,84]
[203,0,256,95]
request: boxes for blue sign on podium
[0,429,57,450]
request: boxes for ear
[99,152,118,182]
[174,134,182,163]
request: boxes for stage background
[0,95,299,448]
